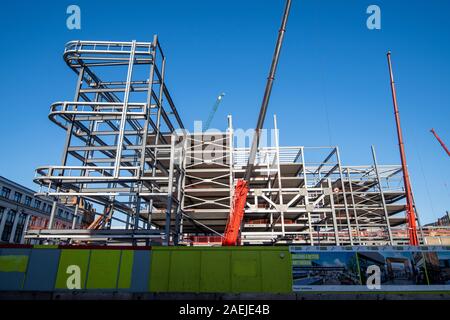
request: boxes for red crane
[430,128,450,157]
[386,52,419,246]
[222,0,292,246]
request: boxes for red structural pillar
[386,51,419,245]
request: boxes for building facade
[425,212,450,227]
[0,176,81,244]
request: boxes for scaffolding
[27,38,421,246]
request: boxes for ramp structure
[28,38,422,246]
[31,39,185,244]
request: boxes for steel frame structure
[27,39,420,246]
[29,38,185,244]
[181,115,420,246]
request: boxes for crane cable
[415,146,437,222]
[311,3,332,146]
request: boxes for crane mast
[386,51,419,246]
[222,0,292,246]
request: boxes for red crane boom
[430,128,450,157]
[386,51,419,246]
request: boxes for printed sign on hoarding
[290,246,450,292]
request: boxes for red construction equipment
[222,180,249,245]
[430,128,450,157]
[386,51,419,246]
[88,204,112,230]
[222,0,292,246]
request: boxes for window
[33,199,41,209]
[47,205,52,213]
[42,203,47,212]
[1,210,16,242]
[13,213,27,243]
[58,208,63,217]
[14,192,22,203]
[1,187,11,199]
[25,196,32,206]
[0,206,4,221]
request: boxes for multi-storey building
[0,176,92,244]
[425,212,450,227]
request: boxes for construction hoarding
[0,245,449,294]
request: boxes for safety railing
[64,40,153,56]
[34,165,141,181]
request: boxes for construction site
[25,37,450,247]
[0,0,449,300]
[22,37,417,247]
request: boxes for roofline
[0,175,37,195]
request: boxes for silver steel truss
[180,115,421,246]
[29,38,185,244]
[28,38,421,246]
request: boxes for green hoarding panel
[149,249,170,292]
[149,247,293,294]
[0,255,29,273]
[260,249,292,293]
[168,250,201,292]
[55,249,90,289]
[117,250,134,289]
[231,250,261,292]
[200,250,231,292]
[86,250,121,289]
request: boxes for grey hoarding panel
[130,250,151,292]
[23,249,61,291]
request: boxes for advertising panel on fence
[423,251,450,285]
[290,246,450,292]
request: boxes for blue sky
[0,0,448,224]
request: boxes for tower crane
[204,93,225,130]
[430,128,450,157]
[222,0,292,246]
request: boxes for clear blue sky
[0,0,448,224]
